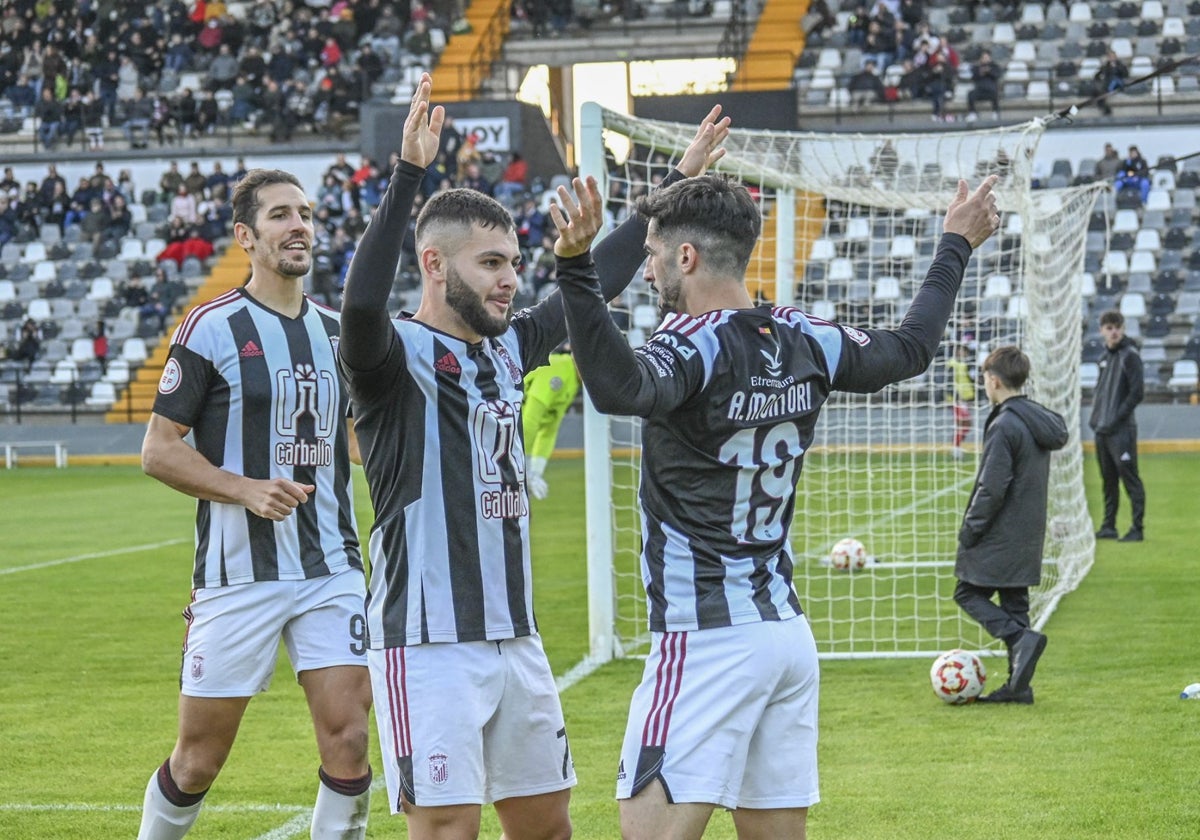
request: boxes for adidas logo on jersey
[239,340,265,358]
[434,351,462,375]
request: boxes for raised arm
[554,177,696,417]
[339,73,443,371]
[834,174,1001,393]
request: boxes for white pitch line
[0,802,308,814]
[249,777,386,840]
[251,813,313,839]
[0,538,189,576]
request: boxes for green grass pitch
[1,453,1197,838]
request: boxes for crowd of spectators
[0,0,453,150]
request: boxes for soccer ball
[829,537,868,571]
[930,649,987,704]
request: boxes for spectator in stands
[39,165,66,207]
[116,169,137,204]
[0,196,17,249]
[171,183,199,224]
[849,59,887,107]
[923,49,954,121]
[122,87,155,149]
[81,90,105,151]
[1095,143,1122,181]
[122,276,151,310]
[116,54,139,103]
[1114,145,1151,205]
[206,161,232,200]
[966,50,1001,122]
[150,92,179,146]
[34,86,62,150]
[207,42,240,90]
[4,73,36,117]
[354,42,383,89]
[160,161,185,202]
[802,0,837,37]
[238,44,268,88]
[184,162,208,197]
[313,65,355,139]
[91,320,108,375]
[198,193,232,241]
[459,161,493,196]
[107,193,133,242]
[164,32,194,73]
[492,152,529,205]
[40,180,69,234]
[0,168,16,198]
[1090,310,1146,542]
[65,178,94,230]
[260,77,297,142]
[79,196,110,246]
[1091,51,1128,116]
[861,19,896,71]
[156,223,214,268]
[11,318,41,371]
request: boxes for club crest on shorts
[190,654,204,681]
[428,752,448,785]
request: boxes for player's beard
[654,275,682,322]
[445,264,511,338]
[275,244,311,278]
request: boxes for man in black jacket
[1089,310,1145,541]
[954,345,1067,704]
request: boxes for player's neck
[683,275,755,315]
[411,299,484,345]
[244,272,305,319]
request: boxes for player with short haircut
[555,171,1001,838]
[138,169,372,839]
[335,73,727,839]
[954,345,1068,704]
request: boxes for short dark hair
[415,188,515,245]
[635,175,761,277]
[983,345,1030,390]
[231,169,303,232]
[1099,309,1124,328]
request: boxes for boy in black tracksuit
[1089,310,1145,542]
[954,346,1068,704]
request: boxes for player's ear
[233,220,254,251]
[678,242,699,273]
[420,246,443,280]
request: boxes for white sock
[310,768,371,839]
[137,764,204,840]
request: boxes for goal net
[577,103,1103,662]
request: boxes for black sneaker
[1119,529,1143,542]
[1095,527,1119,539]
[977,683,1034,704]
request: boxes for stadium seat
[1167,359,1199,391]
[1120,291,1147,317]
[85,381,117,407]
[1012,41,1037,63]
[828,258,854,283]
[1080,272,1098,297]
[1162,16,1186,36]
[1005,60,1031,82]
[1103,251,1130,275]
[889,236,915,260]
[1026,80,1051,101]
[21,241,47,264]
[1112,209,1141,233]
[1134,229,1162,251]
[1130,251,1158,273]
[121,337,148,364]
[1069,1,1093,21]
[69,337,94,364]
[1021,3,1046,23]
[1006,295,1029,319]
[992,22,1016,44]
[874,276,901,300]
[32,262,56,284]
[632,304,658,329]
[1080,361,1100,390]
[118,239,144,262]
[26,298,52,321]
[86,278,114,302]
[809,238,835,261]
[1109,37,1133,59]
[50,359,78,385]
[1142,0,1165,17]
[103,358,131,385]
[1176,290,1200,316]
[0,280,15,303]
[810,299,836,321]
[984,274,1012,299]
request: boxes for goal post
[578,104,1103,662]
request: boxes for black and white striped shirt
[559,235,973,632]
[153,288,362,589]
[338,161,663,648]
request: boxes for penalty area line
[0,538,190,576]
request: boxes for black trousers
[953,580,1030,647]
[1095,427,1145,531]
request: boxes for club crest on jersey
[760,344,783,378]
[493,343,523,384]
[190,655,204,681]
[158,358,183,394]
[428,753,449,786]
[842,325,870,346]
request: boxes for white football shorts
[179,568,368,697]
[616,615,820,810]
[369,634,576,812]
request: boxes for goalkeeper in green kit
[523,344,580,500]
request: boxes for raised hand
[676,104,732,178]
[550,176,604,259]
[400,72,444,169]
[943,174,1001,249]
